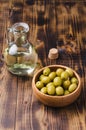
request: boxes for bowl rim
[32,65,81,99]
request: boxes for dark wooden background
[0,0,86,130]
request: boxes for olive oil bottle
[4,22,38,76]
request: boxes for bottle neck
[8,23,29,47]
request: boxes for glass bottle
[4,22,38,76]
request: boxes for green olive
[49,71,56,80]
[39,74,45,81]
[36,81,44,89]
[68,83,77,93]
[56,68,64,76]
[61,71,69,80]
[63,80,71,89]
[71,77,78,84]
[64,90,70,95]
[41,87,47,94]
[41,76,50,84]
[46,82,54,88]
[66,68,74,77]
[47,85,56,95]
[56,86,64,96]
[43,67,51,76]
[53,77,62,86]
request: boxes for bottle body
[4,22,38,76]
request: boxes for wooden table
[0,1,86,130]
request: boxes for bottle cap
[48,48,59,59]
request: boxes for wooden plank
[15,77,33,130]
[0,1,19,130]
[0,67,18,130]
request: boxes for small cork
[48,48,59,59]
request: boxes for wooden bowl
[32,65,81,107]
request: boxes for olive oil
[4,46,38,76]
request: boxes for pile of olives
[35,67,78,96]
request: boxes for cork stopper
[48,48,59,59]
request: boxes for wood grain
[0,0,86,130]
